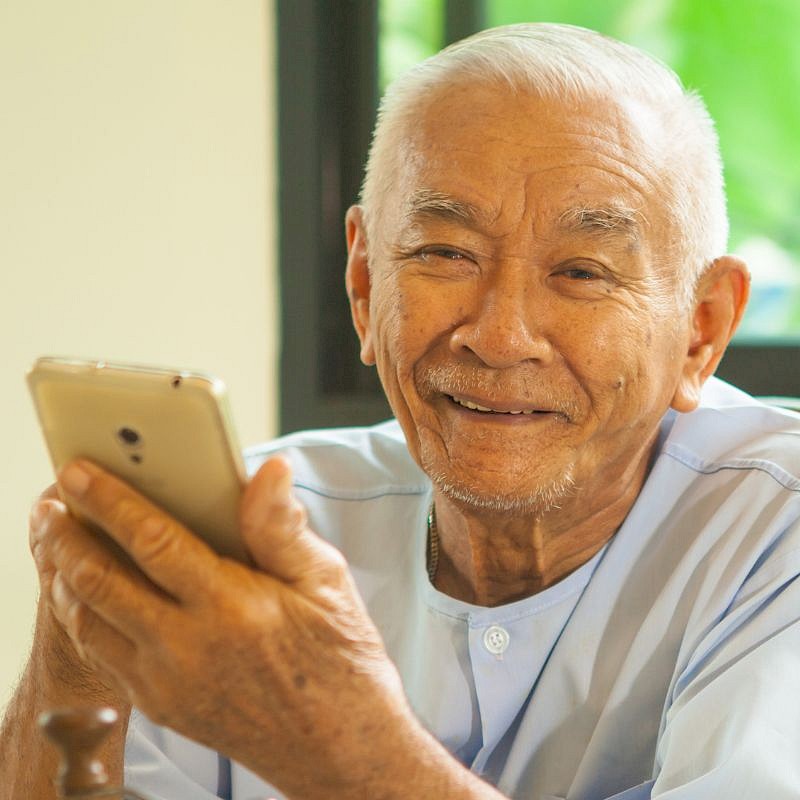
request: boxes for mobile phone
[27,357,250,563]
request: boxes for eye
[558,266,600,281]
[548,260,618,296]
[419,247,469,261]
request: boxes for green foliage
[379,0,444,92]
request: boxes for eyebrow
[403,189,486,229]
[556,205,647,243]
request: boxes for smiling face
[348,83,700,515]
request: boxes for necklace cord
[427,502,439,583]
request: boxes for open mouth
[448,395,548,416]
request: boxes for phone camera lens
[117,427,140,446]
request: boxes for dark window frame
[277,0,390,434]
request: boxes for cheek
[601,325,682,415]
[371,290,413,366]
[369,285,432,410]
[564,312,665,405]
[373,279,461,363]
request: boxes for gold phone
[27,357,250,563]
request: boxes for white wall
[0,1,277,709]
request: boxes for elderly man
[3,22,799,800]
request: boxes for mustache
[417,365,582,420]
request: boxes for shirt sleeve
[652,546,800,799]
[124,708,223,799]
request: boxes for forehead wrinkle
[496,135,659,195]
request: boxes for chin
[427,466,577,517]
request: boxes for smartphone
[27,357,250,563]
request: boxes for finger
[51,572,138,689]
[240,457,347,585]
[57,459,220,603]
[42,498,176,641]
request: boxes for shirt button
[483,624,510,655]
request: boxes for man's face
[353,83,695,514]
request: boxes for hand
[45,456,420,799]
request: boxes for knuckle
[99,491,190,569]
[68,600,90,640]
[132,514,181,565]
[69,606,99,660]
[71,557,115,606]
[267,500,294,528]
[289,500,308,532]
[106,496,148,538]
[267,499,307,538]
[54,583,83,638]
[321,543,349,578]
[88,472,150,526]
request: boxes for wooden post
[39,707,118,797]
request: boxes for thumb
[239,456,328,583]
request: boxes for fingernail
[275,468,293,502]
[59,462,91,497]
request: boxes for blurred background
[2,0,798,709]
[0,1,276,709]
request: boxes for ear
[345,205,376,365]
[671,255,750,413]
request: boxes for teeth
[458,398,493,412]
[452,396,534,415]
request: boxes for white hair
[360,23,728,307]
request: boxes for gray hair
[360,23,728,306]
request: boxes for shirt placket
[467,615,523,774]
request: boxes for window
[277,0,799,433]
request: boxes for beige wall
[0,1,277,709]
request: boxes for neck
[431,443,655,607]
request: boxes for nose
[448,265,555,368]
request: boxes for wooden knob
[39,707,118,797]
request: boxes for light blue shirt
[126,378,800,799]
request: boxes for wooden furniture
[39,708,153,799]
